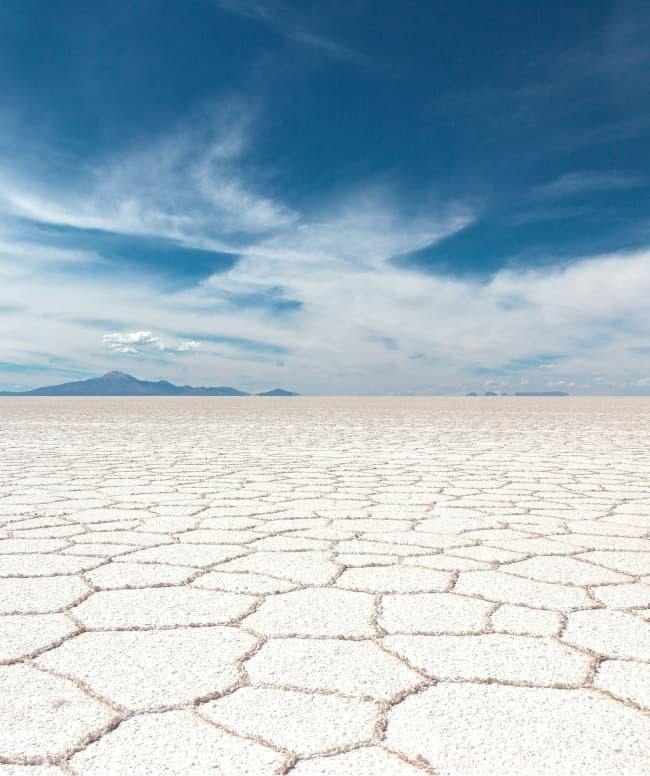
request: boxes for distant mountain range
[466,390,569,397]
[0,371,300,397]
[514,391,569,396]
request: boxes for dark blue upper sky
[1,0,649,393]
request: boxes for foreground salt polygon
[0,396,649,775]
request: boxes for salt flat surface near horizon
[1,396,649,775]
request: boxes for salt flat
[0,396,649,775]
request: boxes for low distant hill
[0,371,249,396]
[256,388,300,396]
[514,391,569,397]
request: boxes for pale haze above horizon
[1,1,650,395]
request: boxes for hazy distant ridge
[467,391,569,397]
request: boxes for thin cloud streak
[534,171,646,198]
[212,0,365,63]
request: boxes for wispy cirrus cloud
[534,171,646,198]
[212,0,364,63]
[0,99,296,247]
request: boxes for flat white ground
[0,396,649,775]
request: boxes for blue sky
[1,0,650,393]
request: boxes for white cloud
[176,340,200,352]
[103,331,162,354]
[102,332,201,356]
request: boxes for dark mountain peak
[101,371,136,380]
[256,388,300,397]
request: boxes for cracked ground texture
[0,397,649,776]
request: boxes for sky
[1,0,650,394]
